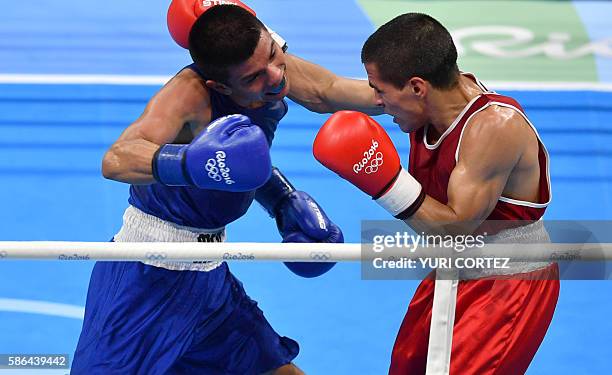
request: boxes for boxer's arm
[314,109,529,235]
[286,54,383,115]
[102,70,211,184]
[407,108,527,232]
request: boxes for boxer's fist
[154,114,271,191]
[255,168,342,277]
[314,111,402,197]
[276,191,343,278]
[314,111,425,219]
[167,0,256,49]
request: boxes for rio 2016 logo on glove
[205,151,235,185]
[353,139,384,175]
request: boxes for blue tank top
[128,64,288,229]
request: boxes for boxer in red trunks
[311,13,559,375]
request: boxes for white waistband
[460,220,552,279]
[114,206,225,272]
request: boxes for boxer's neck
[425,75,484,138]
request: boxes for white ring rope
[0,242,609,262]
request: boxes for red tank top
[408,74,551,221]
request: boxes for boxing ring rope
[0,241,610,261]
[2,240,606,375]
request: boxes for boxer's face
[215,30,289,106]
[365,63,428,133]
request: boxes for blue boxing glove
[153,114,271,191]
[255,167,343,278]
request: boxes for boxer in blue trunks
[70,3,357,375]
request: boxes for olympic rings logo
[205,151,235,185]
[0,251,7,259]
[353,139,383,175]
[145,252,167,260]
[364,152,384,174]
[205,159,223,182]
[310,252,332,261]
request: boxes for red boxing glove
[313,111,426,219]
[167,0,256,49]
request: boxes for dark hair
[361,13,459,90]
[188,5,265,83]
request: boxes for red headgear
[167,0,256,49]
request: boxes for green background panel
[357,0,598,82]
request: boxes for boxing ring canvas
[0,1,611,373]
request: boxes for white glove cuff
[375,168,423,217]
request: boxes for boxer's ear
[408,77,427,98]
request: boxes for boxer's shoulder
[452,105,533,178]
[168,68,211,106]
[156,68,213,128]
[462,104,532,149]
